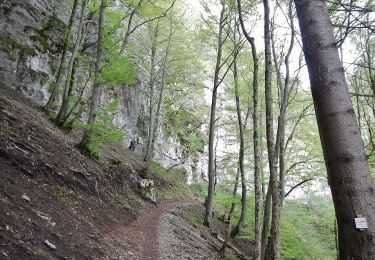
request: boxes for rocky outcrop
[0,0,70,102]
[138,179,157,204]
[0,0,205,181]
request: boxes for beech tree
[204,1,226,227]
[44,0,80,111]
[79,0,107,154]
[56,0,89,126]
[236,0,261,257]
[294,0,375,258]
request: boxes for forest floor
[107,201,228,259]
[0,87,248,259]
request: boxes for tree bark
[236,0,261,257]
[143,21,160,166]
[147,24,173,166]
[231,41,247,238]
[295,0,375,258]
[229,167,240,217]
[56,0,89,126]
[204,3,226,227]
[273,0,296,204]
[263,0,281,258]
[261,185,271,260]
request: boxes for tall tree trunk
[79,0,106,153]
[236,0,261,257]
[274,0,295,204]
[147,25,173,165]
[295,0,375,258]
[229,167,240,217]
[261,186,271,260]
[63,67,92,125]
[204,3,226,227]
[56,0,89,126]
[118,0,144,56]
[45,0,79,111]
[263,0,281,258]
[231,45,247,238]
[214,132,219,191]
[143,21,160,166]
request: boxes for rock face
[138,179,157,204]
[0,0,70,102]
[0,0,204,181]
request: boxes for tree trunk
[143,21,159,166]
[56,0,89,126]
[118,0,144,56]
[79,0,106,153]
[148,25,173,165]
[295,0,375,258]
[261,185,271,260]
[263,0,281,258]
[204,3,226,227]
[274,0,295,204]
[231,45,247,238]
[44,0,79,111]
[236,0,261,257]
[229,167,240,217]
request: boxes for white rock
[44,240,56,250]
[21,194,30,202]
[138,179,154,188]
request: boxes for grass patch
[54,186,71,202]
[150,161,195,202]
[1,35,37,56]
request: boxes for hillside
[1,0,375,258]
[0,88,245,259]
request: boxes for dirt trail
[126,202,177,259]
[107,200,228,260]
[108,201,186,259]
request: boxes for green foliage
[281,197,336,259]
[164,101,205,159]
[74,236,85,247]
[212,184,336,258]
[10,126,22,137]
[150,162,195,201]
[54,186,71,202]
[101,56,137,86]
[78,100,125,157]
[35,249,44,256]
[1,35,37,56]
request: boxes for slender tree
[230,24,247,237]
[236,0,261,258]
[56,0,89,126]
[263,0,282,258]
[79,0,107,154]
[44,0,79,111]
[143,20,160,165]
[204,2,226,227]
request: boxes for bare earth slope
[0,88,243,259]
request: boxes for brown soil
[0,87,247,260]
[108,202,183,259]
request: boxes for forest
[0,0,375,259]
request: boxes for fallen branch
[213,230,247,259]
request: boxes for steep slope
[0,88,245,259]
[0,87,149,259]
